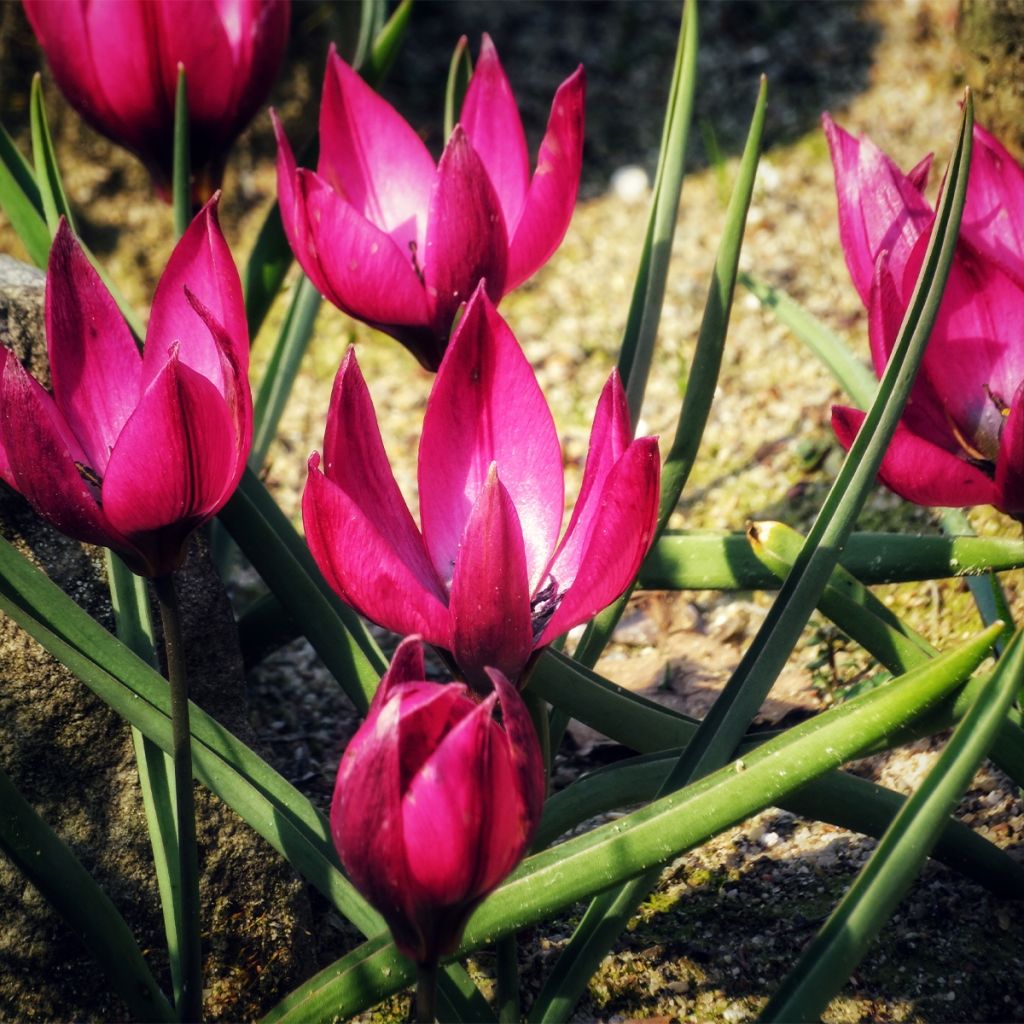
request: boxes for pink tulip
[274,35,585,370]
[22,0,290,197]
[0,196,251,577]
[331,635,544,964]
[825,114,1024,517]
[303,284,660,691]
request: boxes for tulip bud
[331,636,544,964]
[22,0,290,198]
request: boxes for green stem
[414,959,438,1024]
[496,934,520,1023]
[153,573,202,1023]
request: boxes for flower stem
[154,572,203,1022]
[414,959,438,1023]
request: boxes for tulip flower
[331,635,544,965]
[22,0,290,197]
[825,114,1024,518]
[0,196,251,577]
[303,285,660,691]
[274,35,585,370]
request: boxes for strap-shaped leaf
[761,624,1024,1022]
[0,121,50,267]
[0,760,176,1022]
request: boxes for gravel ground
[2,1,1023,1021]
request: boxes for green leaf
[363,0,413,85]
[670,93,974,786]
[740,271,880,406]
[760,623,1024,1023]
[262,622,1001,1022]
[217,469,385,712]
[638,528,1024,590]
[0,760,177,1022]
[444,36,473,140]
[535,748,1024,897]
[172,65,190,241]
[249,275,322,470]
[617,0,698,422]
[351,0,385,73]
[30,73,75,236]
[572,68,766,672]
[0,121,51,267]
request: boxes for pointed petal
[401,699,515,911]
[101,354,238,574]
[488,669,545,832]
[144,193,248,397]
[332,692,419,958]
[995,381,1024,517]
[0,348,13,487]
[899,235,1024,454]
[546,370,632,583]
[449,466,534,691]
[1,355,130,552]
[300,169,432,330]
[906,152,933,193]
[823,113,933,304]
[459,34,529,232]
[831,405,1000,509]
[318,47,434,251]
[46,220,141,474]
[960,124,1024,288]
[377,635,428,704]
[303,457,451,647]
[538,437,661,646]
[319,349,446,619]
[273,110,336,303]
[505,66,585,291]
[423,126,508,334]
[419,287,563,590]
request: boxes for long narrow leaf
[250,275,322,470]
[572,72,767,673]
[639,528,1024,590]
[444,36,473,140]
[262,622,1001,1022]
[761,624,1024,1022]
[172,66,190,240]
[534,749,1024,896]
[618,0,698,422]
[0,760,176,1022]
[0,121,50,267]
[670,94,973,785]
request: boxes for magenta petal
[401,701,504,904]
[1,355,129,552]
[301,170,432,330]
[46,220,142,474]
[459,34,529,233]
[538,437,661,646]
[101,355,238,574]
[423,126,508,334]
[144,194,248,397]
[272,112,336,303]
[319,350,447,618]
[488,669,545,836]
[318,48,434,251]
[331,693,417,956]
[960,124,1024,289]
[995,381,1024,517]
[831,405,1000,509]
[449,466,534,690]
[823,113,933,304]
[906,152,933,193]
[419,288,563,590]
[506,66,585,291]
[376,635,427,702]
[546,370,632,584]
[303,458,451,648]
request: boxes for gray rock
[0,256,314,1020]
